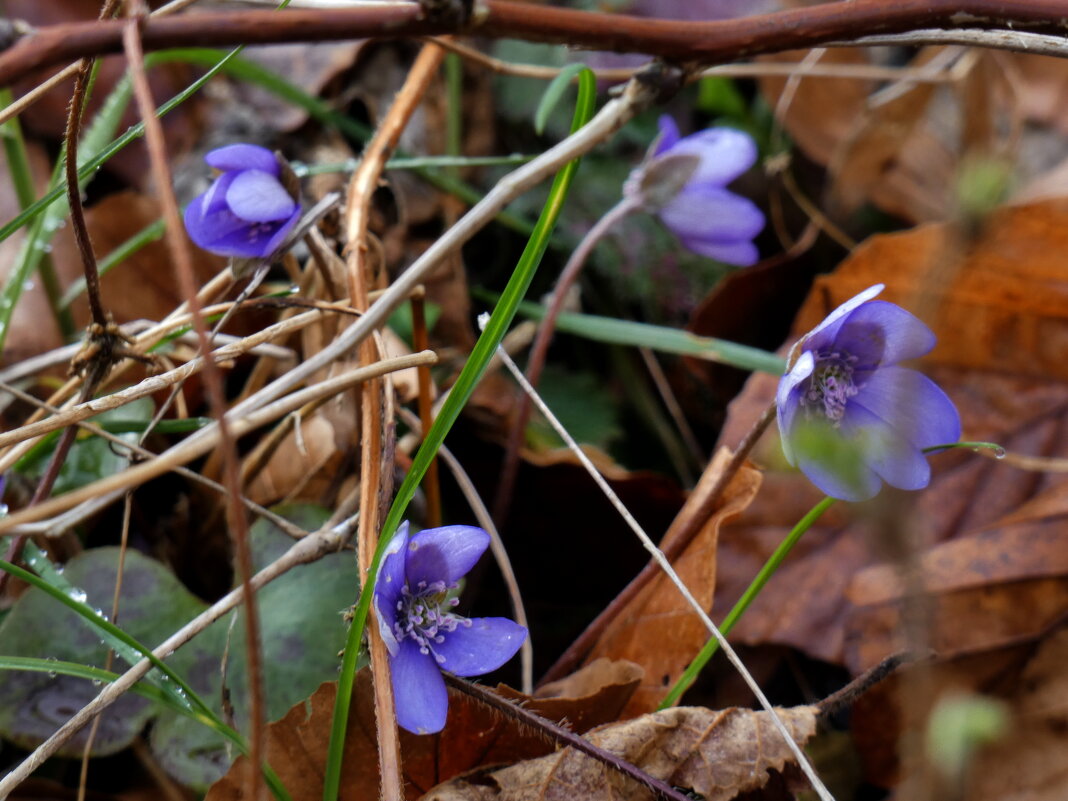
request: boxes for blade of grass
[320,67,598,801]
[492,295,788,374]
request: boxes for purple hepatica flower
[776,284,961,502]
[625,116,765,266]
[183,144,301,258]
[374,522,527,734]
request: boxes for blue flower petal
[434,618,527,678]
[653,115,681,156]
[852,366,961,449]
[841,403,931,491]
[374,523,410,651]
[391,638,448,734]
[677,236,759,267]
[199,172,239,217]
[793,433,883,502]
[668,126,757,186]
[405,525,489,589]
[183,198,247,251]
[801,285,884,353]
[832,301,936,369]
[659,185,765,243]
[197,221,289,258]
[205,143,280,175]
[225,170,297,223]
[260,206,302,258]
[776,351,815,465]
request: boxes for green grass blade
[500,297,787,374]
[320,67,598,801]
[535,63,586,135]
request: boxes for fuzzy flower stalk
[374,523,527,734]
[776,285,961,502]
[183,143,301,258]
[624,115,765,266]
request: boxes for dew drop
[993,446,1006,460]
[69,589,87,603]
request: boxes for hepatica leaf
[0,504,356,791]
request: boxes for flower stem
[658,494,836,709]
[493,195,639,525]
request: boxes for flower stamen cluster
[802,351,859,423]
[393,581,471,663]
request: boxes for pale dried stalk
[0,515,359,797]
[0,306,344,458]
[0,380,307,539]
[0,351,437,534]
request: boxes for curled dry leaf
[709,196,1068,675]
[581,448,762,717]
[421,704,818,801]
[206,659,644,801]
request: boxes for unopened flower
[776,285,961,502]
[183,144,301,258]
[374,523,527,734]
[625,116,765,266]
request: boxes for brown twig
[121,8,266,799]
[540,401,777,684]
[343,40,446,801]
[7,1,1068,85]
[442,674,695,801]
[411,290,441,527]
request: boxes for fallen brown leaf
[206,659,645,801]
[421,705,818,801]
[581,448,763,716]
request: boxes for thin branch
[443,675,694,801]
[0,352,438,534]
[7,1,1068,84]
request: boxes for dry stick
[442,674,693,801]
[9,0,1068,85]
[541,401,777,684]
[0,306,338,459]
[1,76,655,540]
[344,40,445,801]
[492,342,832,801]
[0,514,359,798]
[121,14,267,798]
[0,380,308,540]
[63,0,121,330]
[411,292,441,527]
[0,354,438,537]
[427,36,965,84]
[494,197,638,526]
[396,407,533,694]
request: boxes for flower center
[393,580,471,664]
[801,351,859,423]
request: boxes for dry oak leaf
[421,704,818,801]
[709,196,1068,672]
[206,660,644,801]
[581,448,762,717]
